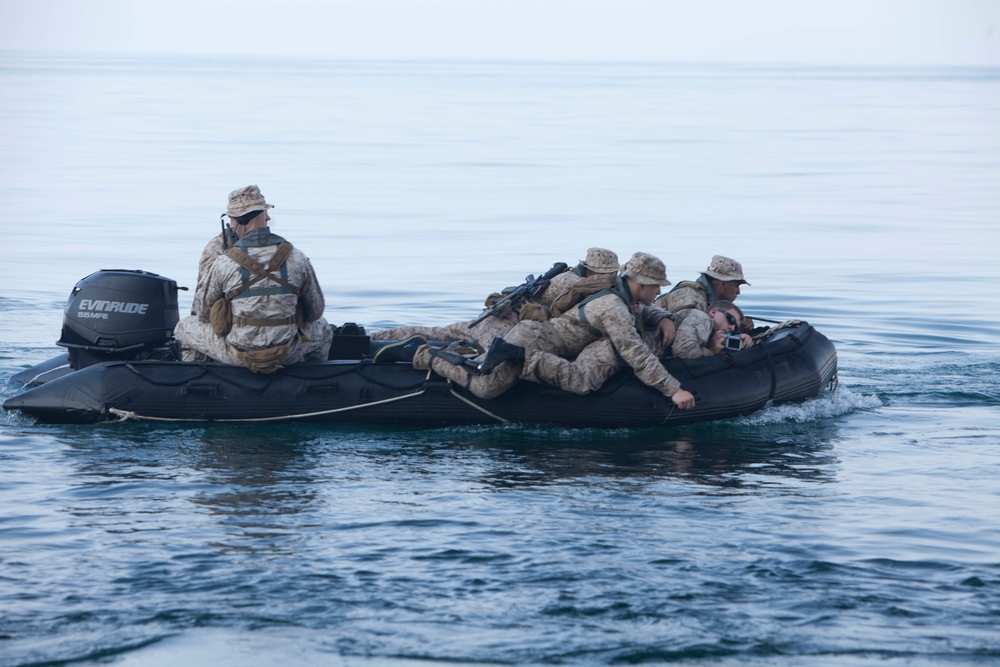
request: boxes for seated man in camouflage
[655,255,753,330]
[371,247,621,353]
[412,252,695,411]
[174,185,332,373]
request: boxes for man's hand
[708,330,726,355]
[655,318,677,348]
[671,388,696,409]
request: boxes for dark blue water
[1,53,999,666]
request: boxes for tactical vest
[663,277,711,313]
[666,279,707,298]
[571,277,645,337]
[209,242,303,337]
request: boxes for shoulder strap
[575,277,640,329]
[223,242,300,300]
[268,241,294,272]
[575,288,616,326]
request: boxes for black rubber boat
[3,270,838,426]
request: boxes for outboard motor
[57,269,180,369]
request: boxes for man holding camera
[671,300,753,359]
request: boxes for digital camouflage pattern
[620,251,670,286]
[670,308,717,359]
[224,184,274,218]
[702,255,749,284]
[415,288,681,399]
[372,267,584,349]
[656,275,712,314]
[191,231,230,316]
[578,247,620,274]
[656,255,749,315]
[521,315,671,395]
[175,227,331,368]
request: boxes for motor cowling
[58,269,180,369]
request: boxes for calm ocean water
[1,52,999,666]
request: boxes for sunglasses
[718,309,739,329]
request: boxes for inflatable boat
[3,270,838,427]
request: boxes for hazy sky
[2,0,999,65]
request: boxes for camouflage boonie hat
[702,255,750,285]
[579,247,620,274]
[621,252,670,286]
[225,185,275,218]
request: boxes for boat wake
[735,386,881,426]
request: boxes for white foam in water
[736,387,883,425]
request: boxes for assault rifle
[469,262,569,328]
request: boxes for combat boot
[476,337,525,375]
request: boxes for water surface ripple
[1,53,999,666]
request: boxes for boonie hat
[702,255,750,285]
[580,247,620,274]
[225,185,275,218]
[621,252,670,286]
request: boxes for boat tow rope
[446,389,510,423]
[104,370,510,423]
[106,388,427,422]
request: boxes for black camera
[723,333,743,351]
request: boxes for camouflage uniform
[191,229,236,316]
[372,248,621,349]
[370,268,580,349]
[175,185,331,370]
[175,227,331,367]
[655,255,750,315]
[670,308,717,359]
[656,272,715,314]
[175,226,331,366]
[197,233,225,289]
[520,313,673,395]
[415,253,682,400]
[519,254,674,395]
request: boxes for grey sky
[2,0,999,65]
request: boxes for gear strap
[574,285,648,337]
[572,288,617,337]
[223,242,299,301]
[233,315,297,327]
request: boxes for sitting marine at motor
[410,251,696,410]
[671,299,754,359]
[173,185,333,373]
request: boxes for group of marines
[175,185,754,411]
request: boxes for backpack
[548,272,619,318]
